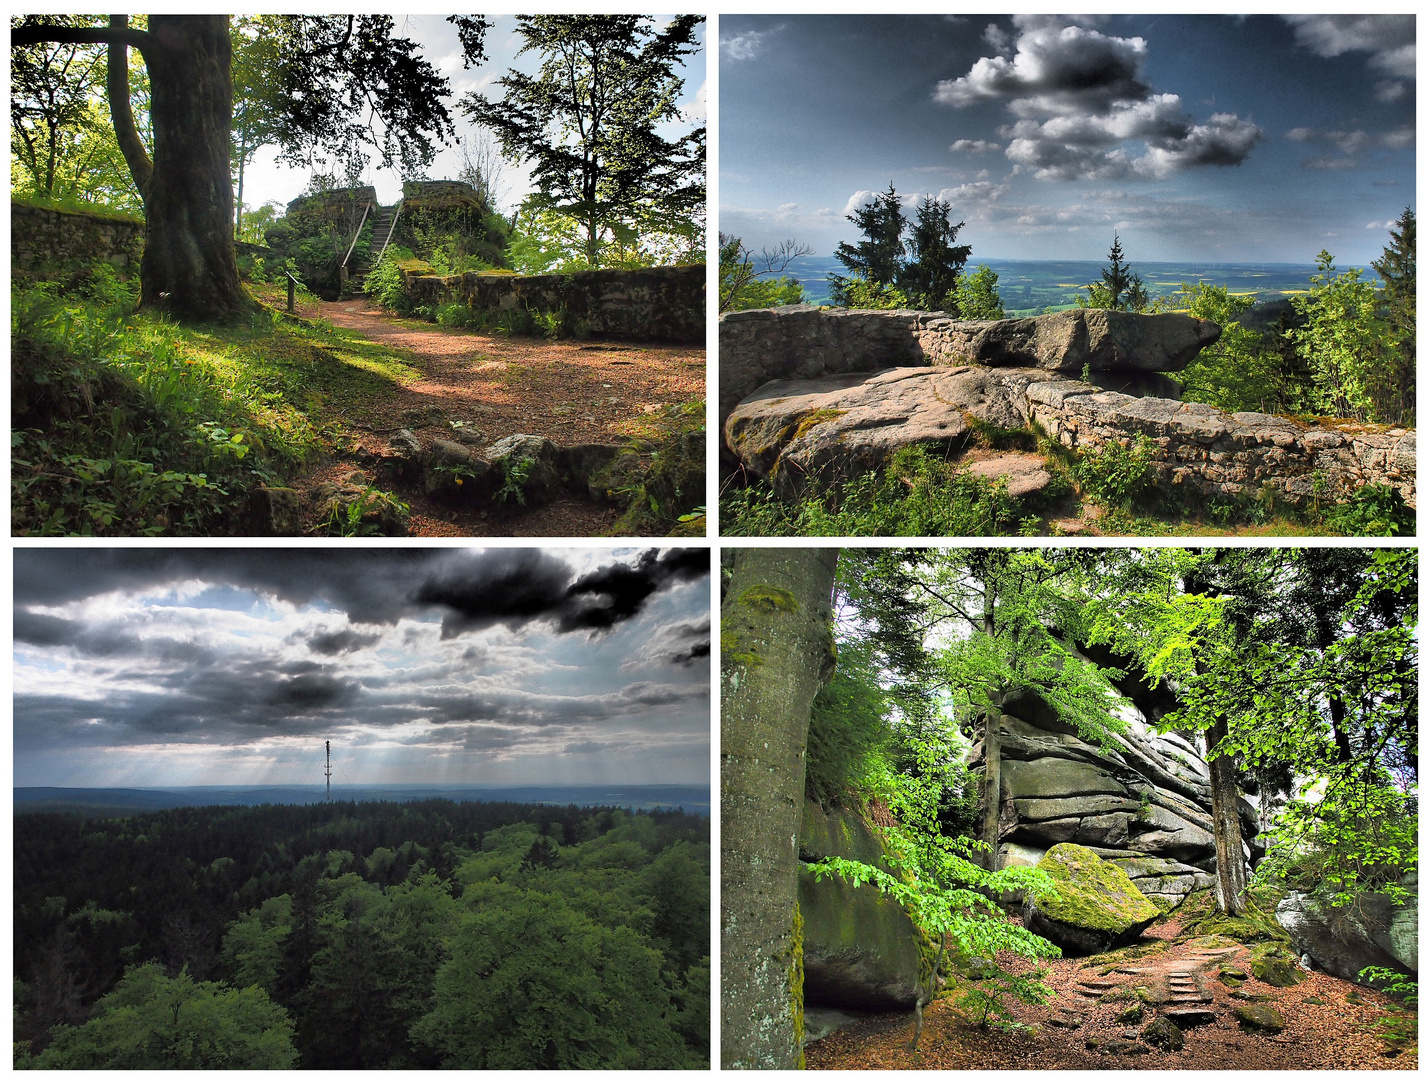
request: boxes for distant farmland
[781,256,1373,314]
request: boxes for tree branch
[10,22,151,53]
[105,16,152,196]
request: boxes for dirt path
[806,930,1413,1070]
[302,298,705,537]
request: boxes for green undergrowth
[604,401,707,536]
[722,430,1413,538]
[721,444,1054,537]
[12,279,423,536]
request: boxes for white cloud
[1282,15,1416,79]
[936,18,1261,182]
[951,138,1002,154]
[721,27,777,62]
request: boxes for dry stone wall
[403,264,705,343]
[12,202,144,272]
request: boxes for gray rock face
[724,366,1060,499]
[719,307,1417,508]
[974,682,1257,901]
[799,802,923,1009]
[934,309,1221,373]
[1277,886,1418,985]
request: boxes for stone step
[1163,1007,1217,1028]
[1080,980,1120,990]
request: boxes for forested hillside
[14,799,710,1068]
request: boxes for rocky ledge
[723,364,1414,510]
[720,307,1415,510]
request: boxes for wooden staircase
[343,201,401,296]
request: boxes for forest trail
[806,925,1414,1070]
[296,298,705,536]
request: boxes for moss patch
[720,630,762,668]
[789,904,806,1068]
[1037,843,1159,934]
[792,408,847,441]
[739,584,800,614]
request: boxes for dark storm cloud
[425,547,710,638]
[418,680,706,727]
[305,628,383,655]
[625,615,712,668]
[937,16,1262,181]
[15,547,710,640]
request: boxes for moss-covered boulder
[1142,1015,1185,1051]
[1023,844,1160,956]
[798,802,922,1009]
[1250,942,1308,988]
[1234,1002,1286,1033]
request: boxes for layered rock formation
[798,801,923,1009]
[720,307,1416,509]
[971,684,1256,909]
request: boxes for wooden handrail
[341,199,374,272]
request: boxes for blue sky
[13,549,710,788]
[719,15,1414,264]
[241,15,706,215]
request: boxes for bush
[1073,435,1155,509]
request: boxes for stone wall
[403,264,705,343]
[1024,378,1415,508]
[12,202,144,272]
[719,306,1416,508]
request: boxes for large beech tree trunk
[137,16,245,321]
[1206,716,1249,915]
[14,16,246,321]
[720,548,838,1070]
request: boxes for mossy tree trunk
[978,699,1003,873]
[720,548,838,1070]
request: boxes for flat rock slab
[724,365,1060,499]
[929,309,1222,373]
[1163,1007,1218,1028]
[967,453,1054,499]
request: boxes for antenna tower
[325,740,332,802]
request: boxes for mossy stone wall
[404,264,705,343]
[12,202,144,272]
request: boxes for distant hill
[14,783,710,816]
[778,256,1369,314]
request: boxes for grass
[12,193,143,223]
[11,277,424,536]
[720,435,1414,538]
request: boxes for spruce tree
[899,196,972,312]
[829,184,906,305]
[1082,234,1149,312]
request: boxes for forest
[14,798,710,1068]
[11,15,706,538]
[722,547,1417,1069]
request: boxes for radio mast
[325,740,332,802]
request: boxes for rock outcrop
[719,307,1417,509]
[798,801,923,1009]
[971,683,1259,902]
[1022,843,1161,955]
[1276,882,1418,986]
